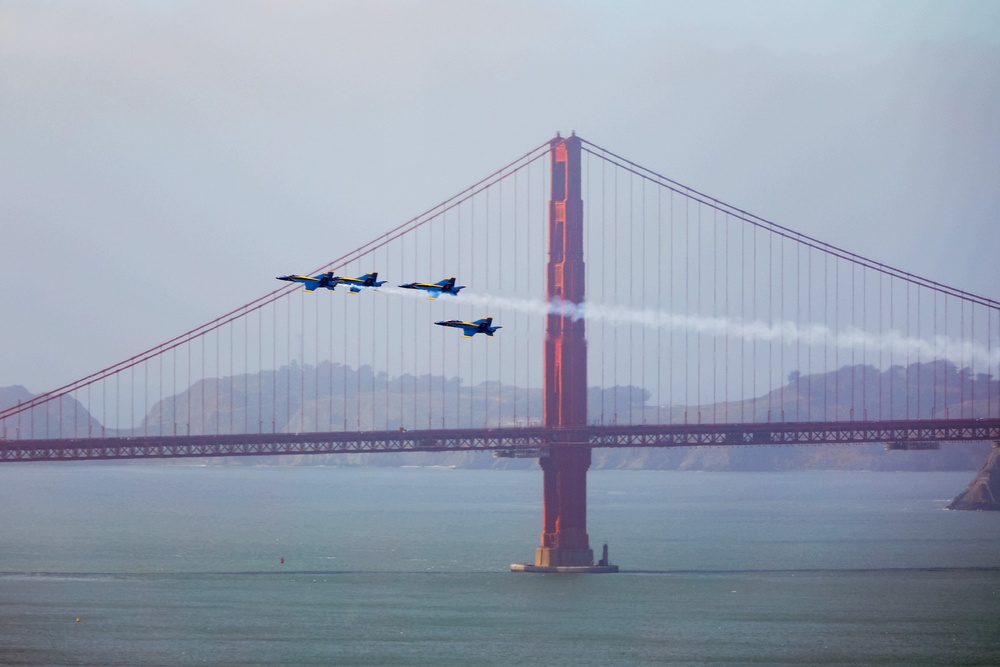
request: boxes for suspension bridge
[3,133,999,571]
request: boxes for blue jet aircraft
[331,272,387,293]
[398,276,465,299]
[276,271,338,292]
[435,316,502,338]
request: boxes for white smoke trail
[379,286,999,369]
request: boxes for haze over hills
[2,359,994,471]
[0,385,100,440]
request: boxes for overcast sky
[2,0,998,393]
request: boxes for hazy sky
[2,0,998,393]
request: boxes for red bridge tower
[514,133,616,573]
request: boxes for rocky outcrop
[948,443,1000,510]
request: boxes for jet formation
[277,271,386,294]
[276,271,498,337]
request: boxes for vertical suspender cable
[479,186,485,425]
[890,275,895,420]
[229,320,234,433]
[299,293,305,430]
[779,233,785,419]
[768,225,774,419]
[641,176,647,422]
[861,263,867,418]
[332,280,335,431]
[725,211,730,422]
[849,262,855,418]
[262,309,264,433]
[341,281,347,430]
[917,286,922,417]
[667,190,677,421]
[739,200,745,421]
[314,278,319,431]
[878,272,883,420]
[823,253,828,420]
[601,156,606,423]
[286,294,292,431]
[752,221,758,418]
[696,201,702,421]
[201,329,205,434]
[630,167,636,422]
[712,205,718,419]
[512,168,518,426]
[214,323,219,433]
[498,179,503,427]
[657,179,662,423]
[610,156,615,420]
[356,282,361,429]
[986,308,991,417]
[960,300,965,418]
[684,195,690,419]
[939,293,944,417]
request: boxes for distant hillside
[589,360,996,472]
[3,359,995,471]
[0,385,101,439]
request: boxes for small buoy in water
[75,618,81,623]
[280,557,284,564]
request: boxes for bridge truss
[4,418,998,462]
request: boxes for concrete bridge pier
[536,444,594,567]
[512,442,617,573]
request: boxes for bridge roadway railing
[1,419,999,462]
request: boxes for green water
[1,465,998,665]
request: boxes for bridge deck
[2,419,998,462]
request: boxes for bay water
[1,464,997,666]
